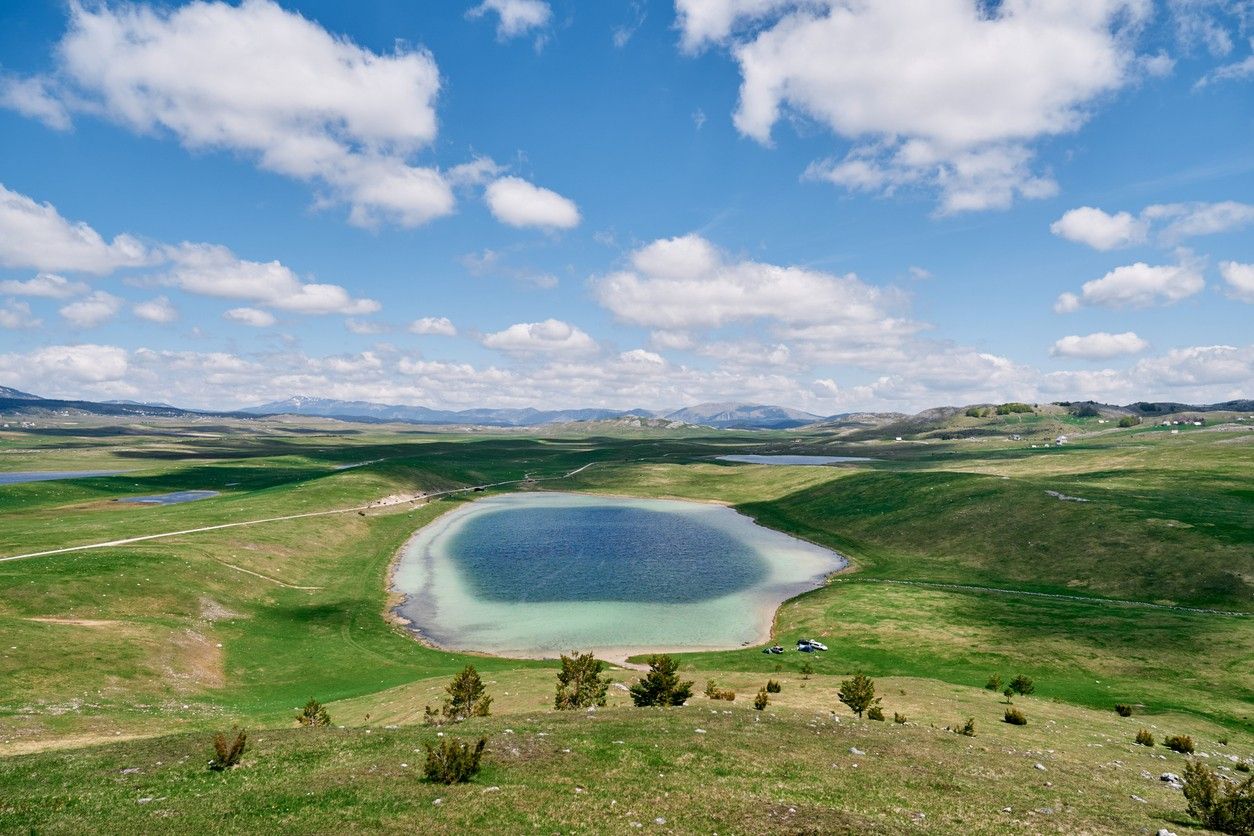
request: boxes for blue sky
[0,0,1251,412]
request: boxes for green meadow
[0,414,1250,833]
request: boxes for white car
[798,639,828,651]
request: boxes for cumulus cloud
[132,296,179,324]
[596,234,909,333]
[1050,207,1149,250]
[1051,331,1149,359]
[0,344,129,388]
[410,316,458,336]
[223,307,276,327]
[485,176,581,229]
[0,300,42,330]
[1052,200,1254,249]
[163,244,378,315]
[0,273,88,298]
[4,0,453,228]
[1220,260,1254,302]
[0,183,152,273]
[481,319,598,353]
[59,290,124,328]
[467,0,552,39]
[1056,260,1205,310]
[0,75,71,130]
[680,0,1153,212]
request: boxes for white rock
[850,747,866,755]
[1034,763,1046,771]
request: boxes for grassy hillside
[0,416,1250,831]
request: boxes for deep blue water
[120,490,220,505]
[0,470,127,485]
[445,504,768,604]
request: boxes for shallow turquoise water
[120,490,220,505]
[392,492,845,658]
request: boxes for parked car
[806,640,828,651]
[761,645,785,654]
[796,642,815,653]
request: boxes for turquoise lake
[392,492,845,658]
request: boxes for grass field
[0,413,1250,832]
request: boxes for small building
[1055,435,1068,445]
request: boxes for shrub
[428,665,493,724]
[964,407,983,418]
[424,737,486,784]
[1003,687,1014,703]
[958,718,976,737]
[703,679,733,701]
[296,699,330,727]
[996,402,1034,415]
[1115,703,1133,717]
[766,679,782,694]
[838,674,881,718]
[800,661,813,680]
[893,712,907,724]
[630,655,693,707]
[1236,762,1250,773]
[554,652,610,710]
[1009,675,1035,697]
[867,706,885,722]
[1117,415,1141,428]
[1165,735,1195,754]
[208,728,246,771]
[1003,708,1027,726]
[1182,759,1254,835]
[984,674,1003,692]
[1135,729,1155,747]
[754,690,769,711]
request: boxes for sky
[0,0,1251,414]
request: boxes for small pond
[716,454,877,465]
[392,492,844,658]
[119,490,220,505]
[0,470,128,485]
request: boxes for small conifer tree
[629,655,693,707]
[837,673,880,718]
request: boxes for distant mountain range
[241,396,826,429]
[2,386,1251,431]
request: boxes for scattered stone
[483,786,500,793]
[1034,763,1046,771]
[850,747,866,756]
[1160,773,1183,789]
[1156,830,1178,836]
[1131,795,1147,803]
[120,767,140,775]
[655,817,667,825]
[432,798,443,806]
[1002,807,1012,813]
[695,729,706,734]
[137,797,153,805]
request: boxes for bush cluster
[208,728,247,771]
[296,699,330,727]
[1165,734,1195,754]
[555,652,610,711]
[424,737,487,784]
[1135,729,1155,747]
[426,665,493,724]
[630,655,693,707]
[1003,708,1027,726]
[867,706,885,722]
[958,718,976,737]
[1114,703,1133,717]
[893,712,908,724]
[996,402,1034,415]
[703,680,735,701]
[765,679,782,694]
[753,690,769,711]
[1183,759,1254,835]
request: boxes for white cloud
[0,344,129,387]
[0,300,41,330]
[0,183,152,273]
[0,75,71,130]
[164,243,378,315]
[649,330,696,350]
[8,0,453,228]
[1051,331,1149,359]
[223,307,276,327]
[132,296,179,324]
[1050,207,1149,250]
[485,176,581,229]
[1056,260,1205,310]
[682,0,1151,212]
[0,273,88,298]
[1130,344,1251,389]
[345,318,388,335]
[481,319,598,353]
[620,348,666,365]
[1052,200,1254,249]
[467,0,552,39]
[409,316,458,336]
[59,290,124,328]
[1219,260,1254,302]
[596,234,907,332]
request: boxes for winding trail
[0,461,599,564]
[834,577,1251,618]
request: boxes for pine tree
[629,655,693,707]
[554,652,611,710]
